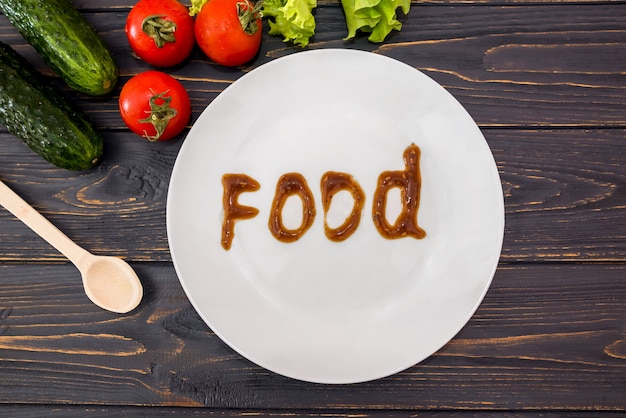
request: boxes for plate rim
[166,48,505,384]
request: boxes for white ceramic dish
[167,49,504,384]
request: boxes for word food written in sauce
[221,144,426,250]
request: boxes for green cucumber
[0,0,118,96]
[0,41,103,171]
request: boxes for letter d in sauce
[372,143,427,240]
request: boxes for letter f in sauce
[221,174,260,250]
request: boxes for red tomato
[119,71,191,141]
[125,0,195,67]
[194,0,262,67]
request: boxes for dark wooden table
[1,0,625,416]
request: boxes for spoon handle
[0,179,89,264]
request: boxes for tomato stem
[142,14,177,48]
[139,89,178,141]
[237,1,263,35]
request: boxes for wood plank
[1,129,624,262]
[493,129,626,261]
[0,263,624,409]
[1,405,624,418]
[1,1,623,416]
[1,5,625,128]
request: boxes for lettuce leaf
[262,0,317,47]
[342,0,410,42]
[189,0,209,16]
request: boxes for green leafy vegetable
[342,0,410,42]
[262,0,317,47]
[189,0,209,16]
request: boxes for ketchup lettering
[320,171,366,242]
[221,173,260,250]
[220,144,426,250]
[373,144,426,240]
[269,172,316,243]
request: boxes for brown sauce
[221,173,260,250]
[221,144,426,250]
[372,143,426,240]
[320,171,366,242]
[268,172,316,243]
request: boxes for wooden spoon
[0,179,143,313]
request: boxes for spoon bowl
[80,254,143,314]
[0,179,143,313]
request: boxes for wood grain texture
[0,0,625,415]
[3,407,623,417]
[1,5,625,128]
[0,263,624,410]
[1,129,624,262]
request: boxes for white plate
[167,49,504,384]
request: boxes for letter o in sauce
[269,173,316,243]
[320,171,366,242]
